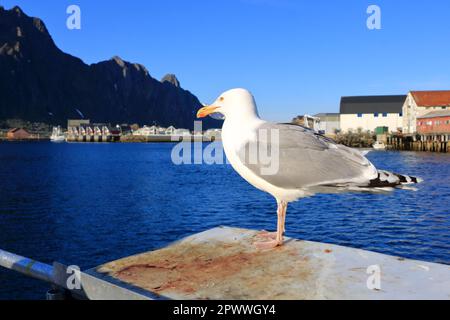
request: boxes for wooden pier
[387,134,450,153]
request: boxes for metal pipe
[0,248,151,300]
[0,249,53,283]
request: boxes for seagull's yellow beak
[197,105,219,118]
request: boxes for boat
[50,126,66,142]
[372,141,386,150]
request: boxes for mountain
[161,74,180,88]
[0,6,219,129]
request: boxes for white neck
[221,106,266,152]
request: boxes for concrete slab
[92,226,450,300]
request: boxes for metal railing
[0,248,153,300]
[0,249,54,283]
[0,248,68,299]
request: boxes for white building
[133,125,191,136]
[292,115,321,131]
[133,125,153,136]
[339,95,405,133]
[173,128,191,136]
[402,90,450,134]
[165,126,176,135]
[204,128,222,140]
[314,113,340,135]
[133,125,162,136]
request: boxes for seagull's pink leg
[280,201,287,234]
[254,200,287,249]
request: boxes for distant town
[295,90,450,152]
[1,89,450,152]
[0,119,222,143]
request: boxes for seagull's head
[197,88,260,121]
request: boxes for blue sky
[2,0,450,121]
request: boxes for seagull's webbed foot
[254,230,283,249]
[256,230,277,240]
[254,239,282,250]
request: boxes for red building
[417,110,450,135]
[7,128,31,140]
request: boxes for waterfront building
[339,95,405,133]
[133,125,154,136]
[149,126,160,135]
[402,90,450,134]
[67,121,120,142]
[7,128,30,140]
[292,115,321,131]
[132,125,190,137]
[204,128,222,140]
[165,126,176,135]
[133,125,169,136]
[314,113,340,135]
[173,128,190,136]
[417,110,450,139]
[67,119,90,128]
[118,124,132,135]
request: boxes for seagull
[197,88,422,249]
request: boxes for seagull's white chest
[221,119,306,202]
[221,119,257,170]
[222,119,257,153]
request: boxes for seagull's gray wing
[237,123,377,189]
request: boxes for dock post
[46,287,67,300]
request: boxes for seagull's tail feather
[317,170,423,194]
[368,170,423,190]
[392,172,423,184]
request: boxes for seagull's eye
[219,97,224,101]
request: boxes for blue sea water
[0,142,449,299]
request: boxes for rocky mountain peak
[0,5,53,54]
[111,55,126,68]
[161,74,180,88]
[32,17,48,34]
[12,6,23,16]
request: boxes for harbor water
[0,142,449,299]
